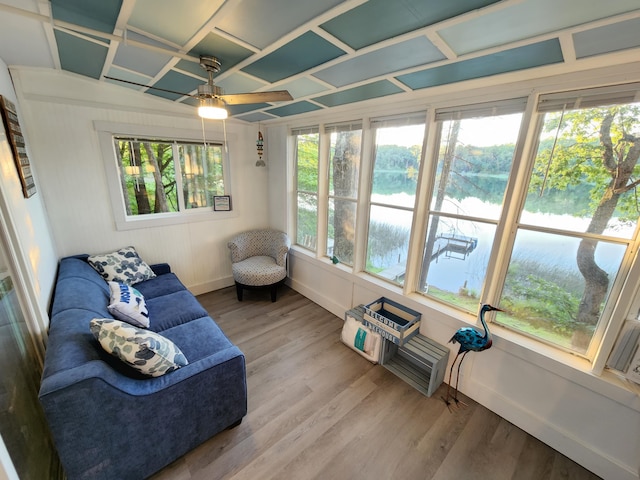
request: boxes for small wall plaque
[0,96,36,198]
[213,195,231,211]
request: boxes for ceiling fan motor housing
[198,83,223,98]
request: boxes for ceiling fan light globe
[198,97,228,119]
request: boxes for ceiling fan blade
[220,90,293,105]
[104,76,196,98]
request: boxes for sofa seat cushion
[132,272,187,299]
[231,255,286,286]
[160,316,235,363]
[145,290,209,332]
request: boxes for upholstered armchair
[228,229,291,302]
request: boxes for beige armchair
[227,229,290,302]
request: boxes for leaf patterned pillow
[90,319,188,377]
[88,246,156,286]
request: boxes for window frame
[292,126,320,252]
[285,81,640,372]
[96,121,233,231]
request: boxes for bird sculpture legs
[442,351,470,410]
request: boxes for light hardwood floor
[151,285,602,480]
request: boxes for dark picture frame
[213,195,231,211]
[0,95,36,198]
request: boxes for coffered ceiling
[0,0,639,122]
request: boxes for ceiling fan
[104,55,293,119]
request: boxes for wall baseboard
[467,378,638,480]
[189,276,234,296]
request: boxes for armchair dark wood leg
[235,282,243,301]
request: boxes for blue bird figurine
[443,304,503,409]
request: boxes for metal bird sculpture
[443,304,503,410]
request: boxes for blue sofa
[39,255,247,479]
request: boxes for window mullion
[353,118,374,273]
[173,143,186,212]
[317,130,329,259]
[482,96,540,304]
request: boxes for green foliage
[501,259,582,335]
[530,105,640,221]
[372,144,420,195]
[296,134,319,192]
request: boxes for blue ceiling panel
[320,0,500,50]
[51,0,122,35]
[266,101,324,117]
[105,66,152,90]
[236,112,277,123]
[216,0,344,50]
[54,30,108,79]
[278,77,329,99]
[129,0,225,46]
[241,31,345,83]
[313,37,446,88]
[439,0,640,55]
[397,39,563,90]
[574,17,640,59]
[227,103,272,115]
[113,32,173,78]
[313,80,404,107]
[188,33,255,74]
[216,74,267,95]
[148,71,204,100]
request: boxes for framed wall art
[213,195,231,211]
[0,95,35,198]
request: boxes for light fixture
[198,97,228,119]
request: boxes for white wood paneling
[10,66,269,295]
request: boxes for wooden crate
[363,297,421,346]
[380,334,449,397]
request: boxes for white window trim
[95,121,235,231]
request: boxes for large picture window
[327,122,362,266]
[418,99,526,310]
[114,137,225,215]
[366,115,425,285]
[498,85,640,356]
[293,127,320,251]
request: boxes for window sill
[114,208,237,231]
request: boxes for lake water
[370,194,633,293]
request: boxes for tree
[530,104,640,349]
[142,142,169,213]
[331,131,359,263]
[420,120,460,288]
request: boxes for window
[326,122,362,266]
[366,115,425,284]
[286,81,640,364]
[418,99,526,310]
[498,84,640,356]
[115,137,225,215]
[294,127,320,251]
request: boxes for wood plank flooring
[150,286,601,480]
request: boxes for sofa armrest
[150,262,171,275]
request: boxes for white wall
[10,66,271,296]
[0,60,57,344]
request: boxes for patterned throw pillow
[107,282,150,328]
[87,246,156,286]
[90,319,188,377]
